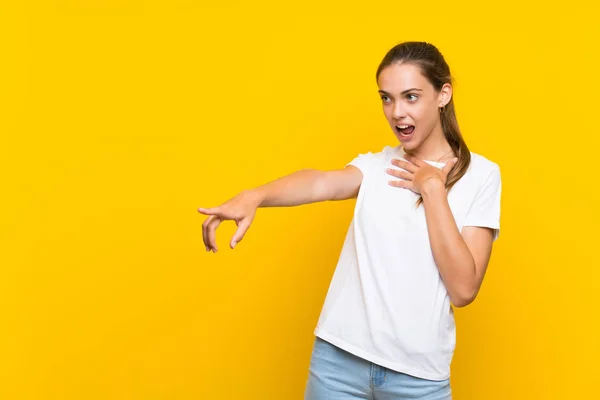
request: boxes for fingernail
[205,246,209,252]
[232,241,237,248]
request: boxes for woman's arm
[386,154,496,308]
[248,166,363,207]
[421,179,494,308]
[199,166,363,252]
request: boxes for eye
[406,94,418,101]
[380,95,390,103]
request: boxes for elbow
[450,260,480,308]
[451,288,478,308]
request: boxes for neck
[404,125,453,162]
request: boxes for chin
[396,137,419,150]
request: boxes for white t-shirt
[314,144,502,381]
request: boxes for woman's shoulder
[349,144,396,162]
[468,151,500,174]
[361,144,396,155]
[464,151,501,190]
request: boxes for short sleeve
[463,166,502,241]
[345,151,375,177]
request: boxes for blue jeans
[304,336,452,400]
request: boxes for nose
[391,101,406,120]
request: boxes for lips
[396,125,415,135]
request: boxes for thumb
[230,217,252,249]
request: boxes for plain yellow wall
[1,1,598,398]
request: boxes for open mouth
[396,124,415,136]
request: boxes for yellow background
[1,1,598,398]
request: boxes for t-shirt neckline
[396,145,449,165]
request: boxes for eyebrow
[378,88,423,95]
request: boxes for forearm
[421,179,477,307]
[246,169,327,207]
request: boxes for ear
[438,83,453,107]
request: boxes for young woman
[198,41,501,400]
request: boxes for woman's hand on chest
[385,153,457,195]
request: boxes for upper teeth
[397,125,410,129]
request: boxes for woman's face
[377,62,450,153]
